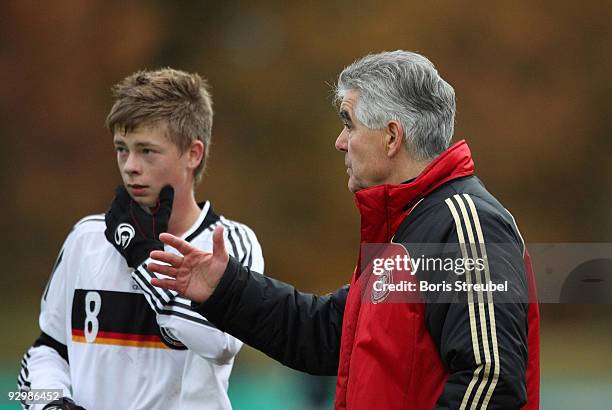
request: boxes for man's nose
[335,129,348,152]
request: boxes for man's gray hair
[336,50,456,161]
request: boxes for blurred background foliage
[0,1,610,409]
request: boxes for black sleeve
[192,257,348,375]
[417,196,529,409]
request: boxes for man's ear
[385,120,404,157]
[187,141,205,170]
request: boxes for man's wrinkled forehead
[338,90,360,120]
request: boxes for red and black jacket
[194,140,540,409]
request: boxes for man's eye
[142,148,153,155]
[115,147,126,153]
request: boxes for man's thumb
[212,225,226,256]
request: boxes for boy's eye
[115,146,126,153]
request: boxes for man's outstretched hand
[148,225,229,303]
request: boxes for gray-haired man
[146,51,541,410]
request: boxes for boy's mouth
[128,184,149,196]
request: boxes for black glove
[104,185,174,268]
[43,397,86,410]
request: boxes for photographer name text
[373,280,508,293]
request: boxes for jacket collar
[354,139,475,243]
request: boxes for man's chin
[348,177,373,193]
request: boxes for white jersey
[18,202,264,410]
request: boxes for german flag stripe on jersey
[71,289,186,350]
[71,329,168,348]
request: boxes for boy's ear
[188,141,205,169]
